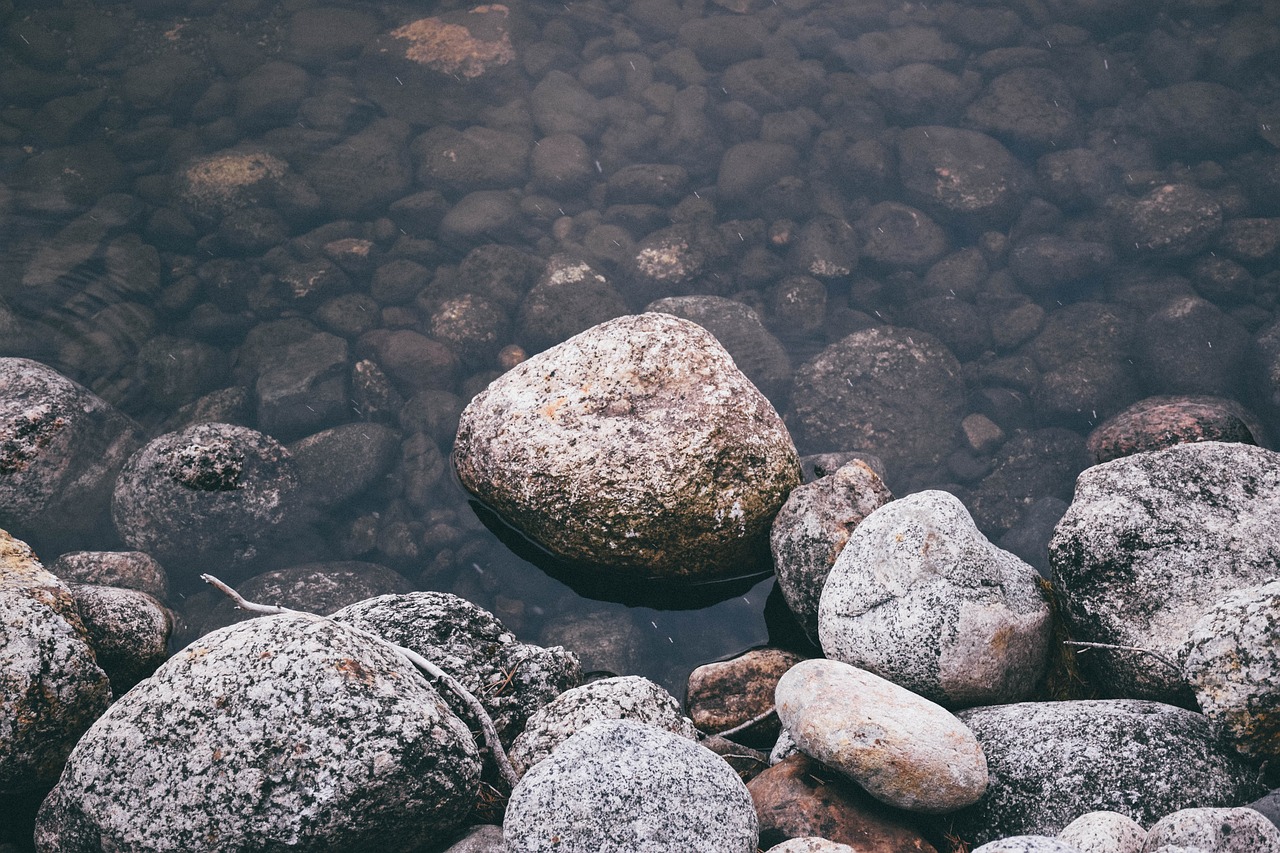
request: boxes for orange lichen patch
[335,657,377,684]
[541,397,569,420]
[390,5,514,79]
[181,150,288,210]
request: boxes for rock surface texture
[1050,442,1280,702]
[819,490,1051,707]
[1056,810,1146,853]
[453,312,801,580]
[1142,807,1280,852]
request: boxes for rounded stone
[503,719,759,853]
[1085,396,1260,464]
[972,839,1083,853]
[1142,807,1280,852]
[818,491,1052,707]
[1057,811,1146,853]
[69,583,171,695]
[453,312,801,581]
[897,126,1032,227]
[686,648,804,742]
[48,550,169,600]
[766,840,858,853]
[775,658,989,813]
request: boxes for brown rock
[687,648,805,743]
[1085,395,1260,464]
[748,755,937,852]
[388,5,515,79]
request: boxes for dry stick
[200,573,520,789]
[712,705,777,740]
[1063,639,1183,674]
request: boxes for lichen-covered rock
[0,358,141,548]
[332,591,581,747]
[69,583,171,696]
[0,530,111,795]
[49,550,169,600]
[1142,807,1280,852]
[1057,811,1146,853]
[790,326,964,472]
[504,719,759,853]
[111,422,306,578]
[775,658,988,814]
[34,612,480,851]
[175,148,300,225]
[1181,580,1280,760]
[508,675,698,777]
[819,491,1051,707]
[1049,442,1280,702]
[951,700,1264,846]
[770,460,894,643]
[453,313,801,581]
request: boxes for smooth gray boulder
[1057,811,1146,853]
[974,839,1084,853]
[951,700,1265,845]
[1141,807,1280,852]
[69,583,171,695]
[504,719,758,853]
[1050,442,1280,702]
[818,490,1051,707]
[34,612,481,852]
[453,312,801,581]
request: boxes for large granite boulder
[453,312,801,581]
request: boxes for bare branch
[1063,640,1182,674]
[710,705,777,740]
[200,573,520,789]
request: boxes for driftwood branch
[200,573,519,788]
[710,705,777,740]
[1063,640,1182,674]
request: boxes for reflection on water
[1,0,1278,697]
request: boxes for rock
[950,700,1264,845]
[413,124,530,195]
[288,6,379,66]
[1009,235,1114,302]
[443,824,506,853]
[718,141,800,208]
[1136,82,1258,159]
[969,428,1086,537]
[508,675,698,777]
[790,326,964,472]
[770,460,894,643]
[0,358,141,549]
[855,202,949,271]
[49,550,170,600]
[608,163,689,206]
[516,255,628,354]
[111,422,306,579]
[748,754,939,852]
[775,659,988,813]
[530,70,606,139]
[234,60,309,131]
[175,147,300,226]
[287,422,401,510]
[538,608,653,677]
[1136,296,1249,398]
[254,331,350,440]
[867,63,980,125]
[530,133,594,197]
[819,491,1051,707]
[34,612,480,851]
[629,221,731,297]
[972,839,1084,853]
[304,118,412,218]
[687,649,805,743]
[1086,396,1260,464]
[1181,580,1280,760]
[438,189,523,247]
[1057,811,1146,853]
[1247,789,1280,830]
[897,126,1032,227]
[1049,442,1280,702]
[765,839,859,853]
[453,313,801,581]
[1142,807,1280,852]
[504,719,759,853]
[0,530,111,795]
[789,215,859,280]
[1218,218,1280,267]
[358,328,459,395]
[332,591,581,746]
[386,5,515,80]
[965,68,1079,152]
[69,583,171,696]
[1111,184,1222,260]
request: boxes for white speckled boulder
[453,312,801,581]
[69,583,171,695]
[504,719,758,853]
[973,838,1084,853]
[1050,442,1280,703]
[766,839,857,852]
[1057,811,1146,853]
[774,658,988,814]
[1181,580,1280,760]
[1142,807,1280,852]
[34,612,481,852]
[818,490,1051,707]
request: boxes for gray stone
[332,591,581,746]
[775,658,988,813]
[49,550,169,600]
[766,840,857,853]
[287,422,401,510]
[1181,580,1280,760]
[504,719,758,853]
[1058,811,1147,853]
[951,700,1264,845]
[254,331,349,440]
[34,612,480,851]
[69,583,171,696]
[966,68,1079,152]
[974,839,1084,853]
[1111,184,1222,260]
[1141,807,1280,852]
[443,824,506,853]
[516,255,628,354]
[856,201,949,271]
[454,313,801,581]
[897,126,1032,227]
[770,460,894,643]
[0,530,111,795]
[818,491,1051,707]
[509,675,698,777]
[1050,442,1280,702]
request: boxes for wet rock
[966,68,1080,152]
[49,551,170,600]
[357,328,459,395]
[608,163,690,206]
[687,648,804,742]
[819,491,1051,707]
[111,422,306,579]
[1136,82,1258,159]
[898,126,1032,228]
[765,839,859,853]
[1029,302,1136,372]
[790,326,965,472]
[516,254,628,354]
[1144,807,1280,852]
[1086,395,1260,464]
[867,63,980,125]
[8,142,126,216]
[34,612,480,851]
[234,60,309,131]
[69,583,171,695]
[770,460,894,643]
[768,276,828,340]
[538,608,654,677]
[288,422,400,510]
[906,296,992,361]
[1181,580,1280,761]
[454,313,801,581]
[718,141,800,209]
[254,331,349,440]
[508,675,696,776]
[444,824,506,853]
[1136,296,1248,397]
[630,221,731,297]
[371,258,429,305]
[679,15,768,68]
[776,658,988,813]
[530,70,606,138]
[951,700,1264,846]
[530,133,594,197]
[438,189,523,247]
[333,591,581,746]
[428,294,509,366]
[0,530,111,795]
[304,118,412,218]
[1050,442,1280,702]
[1219,217,1280,267]
[1008,235,1114,302]
[288,6,379,66]
[1111,184,1222,259]
[1037,148,1121,211]
[997,496,1069,579]
[175,147,300,227]
[789,215,859,280]
[0,358,141,549]
[1056,811,1146,853]
[1032,358,1139,430]
[645,295,791,404]
[134,335,228,411]
[504,719,758,853]
[969,428,1085,537]
[413,124,530,195]
[856,202,949,271]
[749,754,938,852]
[839,27,964,73]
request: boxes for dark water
[1,0,1278,703]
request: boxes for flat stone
[687,648,804,743]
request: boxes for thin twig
[200,573,520,789]
[1063,640,1182,674]
[710,705,777,739]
